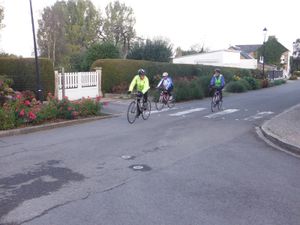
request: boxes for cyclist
[128,68,150,116]
[209,68,225,101]
[156,72,174,100]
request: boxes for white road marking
[152,107,178,114]
[204,109,239,118]
[244,111,274,121]
[169,108,206,116]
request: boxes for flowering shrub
[0,75,15,106]
[0,91,103,130]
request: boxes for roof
[233,45,262,53]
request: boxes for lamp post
[29,0,43,101]
[262,27,267,79]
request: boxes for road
[0,80,300,225]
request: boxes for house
[172,49,257,69]
[173,40,290,78]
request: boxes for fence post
[95,67,103,97]
[61,67,65,99]
[54,71,59,99]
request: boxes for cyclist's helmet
[162,72,168,77]
[138,68,145,76]
[215,68,221,73]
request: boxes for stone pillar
[54,71,59,99]
[95,67,103,97]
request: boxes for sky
[0,0,299,57]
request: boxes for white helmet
[162,72,168,77]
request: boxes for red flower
[67,106,72,111]
[16,94,22,100]
[24,100,31,106]
[19,109,25,117]
[28,111,36,120]
[96,96,101,102]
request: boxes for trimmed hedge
[0,57,54,99]
[91,59,257,93]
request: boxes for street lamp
[29,0,43,101]
[262,27,267,79]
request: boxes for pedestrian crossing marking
[169,108,206,116]
[151,107,178,114]
[204,109,239,118]
[244,111,274,121]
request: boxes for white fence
[54,68,102,100]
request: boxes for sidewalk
[260,103,300,156]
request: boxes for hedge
[0,57,54,100]
[91,59,257,93]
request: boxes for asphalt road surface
[0,80,300,225]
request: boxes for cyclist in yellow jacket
[128,68,150,114]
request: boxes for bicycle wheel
[167,95,175,108]
[142,100,151,120]
[127,101,137,124]
[218,99,223,111]
[155,95,164,111]
[211,95,218,112]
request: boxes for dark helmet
[138,68,145,75]
[215,68,221,73]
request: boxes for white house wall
[173,50,257,69]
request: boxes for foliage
[0,75,15,106]
[173,77,204,101]
[91,59,256,93]
[0,91,103,130]
[242,76,260,90]
[272,79,286,86]
[293,71,300,77]
[225,80,248,93]
[81,42,120,71]
[0,57,54,100]
[260,79,269,88]
[289,75,298,80]
[38,0,102,69]
[103,1,136,58]
[257,36,288,66]
[127,39,173,62]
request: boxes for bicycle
[127,92,151,124]
[155,89,175,111]
[210,88,223,112]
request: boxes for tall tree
[103,1,136,58]
[37,0,102,69]
[127,38,173,62]
[257,36,288,66]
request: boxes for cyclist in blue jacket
[209,68,225,100]
[156,72,174,99]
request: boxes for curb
[0,114,116,138]
[258,103,300,157]
[259,126,300,156]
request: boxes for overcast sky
[0,0,299,57]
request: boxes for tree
[291,39,300,72]
[103,1,136,58]
[257,36,288,66]
[37,0,102,69]
[127,38,173,62]
[81,42,120,71]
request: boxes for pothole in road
[129,164,152,171]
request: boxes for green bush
[0,107,16,130]
[0,57,55,100]
[272,79,287,86]
[225,80,248,93]
[293,71,300,77]
[91,59,255,94]
[242,76,260,90]
[289,75,298,80]
[173,78,204,101]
